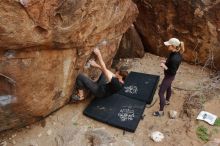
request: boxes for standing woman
[153,38,185,116]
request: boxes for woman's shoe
[153,111,164,117]
[70,94,83,103]
[165,100,170,105]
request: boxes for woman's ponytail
[177,41,185,54]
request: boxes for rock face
[134,0,220,70]
[0,0,138,131]
[115,24,145,59]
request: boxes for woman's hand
[160,62,168,70]
[92,47,113,82]
[93,47,101,57]
[160,59,166,63]
[88,59,100,68]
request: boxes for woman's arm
[160,62,168,70]
[93,48,115,82]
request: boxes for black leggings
[158,74,175,111]
[75,73,107,98]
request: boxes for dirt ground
[0,53,220,146]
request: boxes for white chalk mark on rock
[0,95,17,106]
[19,0,28,7]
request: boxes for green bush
[214,118,220,126]
[196,125,209,142]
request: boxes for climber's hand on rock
[89,59,100,68]
[93,47,101,57]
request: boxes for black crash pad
[83,72,160,132]
[118,72,160,104]
[84,94,145,132]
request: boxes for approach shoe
[153,111,164,117]
[165,100,170,105]
[70,94,81,103]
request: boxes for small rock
[0,141,7,146]
[150,131,164,142]
[203,138,220,146]
[12,140,16,145]
[166,119,176,126]
[11,134,16,138]
[47,129,52,136]
[169,110,178,119]
[85,128,115,145]
[117,140,135,146]
[29,140,39,146]
[214,139,220,143]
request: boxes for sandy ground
[0,53,220,146]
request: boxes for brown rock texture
[0,0,138,131]
[115,24,145,58]
[134,0,220,69]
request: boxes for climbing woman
[153,38,185,117]
[70,48,128,102]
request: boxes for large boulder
[115,24,145,58]
[0,0,138,131]
[134,0,220,70]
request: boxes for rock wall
[0,0,138,131]
[134,0,220,69]
[115,24,145,59]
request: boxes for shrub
[214,118,220,126]
[196,125,209,142]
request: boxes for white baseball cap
[164,38,180,47]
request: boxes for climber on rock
[70,48,128,102]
